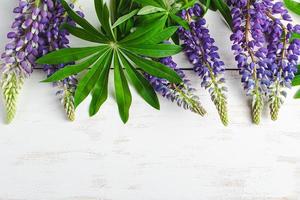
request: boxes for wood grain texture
[0,1,300,200]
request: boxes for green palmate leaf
[36,46,107,64]
[182,0,198,9]
[294,89,300,99]
[133,0,163,8]
[61,0,104,38]
[297,65,300,75]
[114,52,132,123]
[119,15,167,44]
[112,9,139,29]
[38,0,185,123]
[42,49,109,82]
[136,12,166,25]
[292,75,300,86]
[110,0,118,23]
[61,24,106,43]
[199,0,217,11]
[94,0,115,40]
[74,50,113,107]
[204,0,212,14]
[153,0,166,8]
[122,44,182,58]
[291,32,300,41]
[119,18,134,37]
[212,0,233,29]
[125,52,182,83]
[89,67,110,117]
[119,52,160,109]
[138,5,166,15]
[147,26,178,44]
[284,0,300,15]
[116,0,139,19]
[169,13,189,30]
[89,55,112,117]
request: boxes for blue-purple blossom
[38,1,83,121]
[146,56,206,116]
[178,4,228,126]
[228,0,300,122]
[1,0,44,76]
[0,0,80,122]
[0,0,45,122]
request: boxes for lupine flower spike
[228,0,269,124]
[228,0,300,123]
[178,4,229,126]
[264,2,300,121]
[0,0,80,123]
[146,56,207,116]
[1,0,44,123]
[38,1,83,121]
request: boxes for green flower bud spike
[212,89,229,126]
[270,96,281,121]
[1,73,23,123]
[62,88,76,121]
[252,93,263,125]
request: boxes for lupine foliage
[133,0,207,117]
[284,0,300,15]
[37,0,183,123]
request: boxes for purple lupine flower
[228,0,268,124]
[264,2,300,120]
[146,56,206,116]
[178,4,228,126]
[0,0,45,123]
[228,0,300,122]
[37,1,83,121]
[1,1,45,75]
[0,0,81,122]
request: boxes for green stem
[35,0,41,7]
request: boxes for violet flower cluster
[0,0,79,122]
[38,1,83,121]
[228,0,300,123]
[178,4,228,126]
[1,0,44,123]
[146,56,207,116]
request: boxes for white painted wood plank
[0,71,299,200]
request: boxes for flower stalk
[228,0,300,123]
[0,0,81,122]
[146,56,206,117]
[178,4,229,126]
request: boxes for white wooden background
[1,1,300,200]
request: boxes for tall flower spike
[228,0,300,122]
[0,0,44,123]
[264,2,300,121]
[178,4,229,126]
[146,56,207,116]
[38,1,82,121]
[228,0,270,124]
